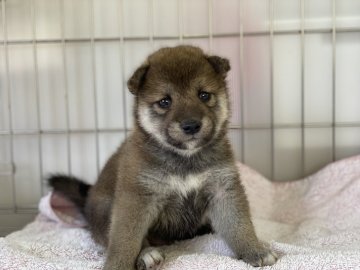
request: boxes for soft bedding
[1,155,360,270]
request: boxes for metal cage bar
[90,0,100,174]
[1,0,17,212]
[269,0,275,180]
[1,122,360,137]
[2,27,360,45]
[119,0,128,137]
[178,0,183,43]
[149,0,154,48]
[208,0,213,51]
[239,0,245,163]
[30,0,44,195]
[332,0,337,161]
[300,0,305,176]
[60,0,72,175]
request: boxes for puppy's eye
[158,97,172,108]
[199,91,211,102]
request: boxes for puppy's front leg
[209,178,277,267]
[103,193,157,270]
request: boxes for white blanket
[1,155,360,270]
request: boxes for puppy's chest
[141,170,211,196]
[163,173,208,196]
[149,173,214,241]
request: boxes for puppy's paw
[241,246,278,267]
[136,247,164,270]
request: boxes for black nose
[180,119,202,135]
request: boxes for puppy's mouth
[165,134,202,150]
[165,119,214,150]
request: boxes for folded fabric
[1,155,359,270]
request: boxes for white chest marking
[166,173,208,196]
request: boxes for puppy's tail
[47,174,91,211]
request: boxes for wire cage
[0,0,360,234]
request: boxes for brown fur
[49,45,277,270]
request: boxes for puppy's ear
[127,61,150,95]
[206,56,230,76]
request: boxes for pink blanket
[1,155,360,270]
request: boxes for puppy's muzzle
[180,119,202,135]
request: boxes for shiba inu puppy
[49,45,277,270]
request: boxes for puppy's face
[128,46,231,156]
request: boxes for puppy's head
[128,45,231,156]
